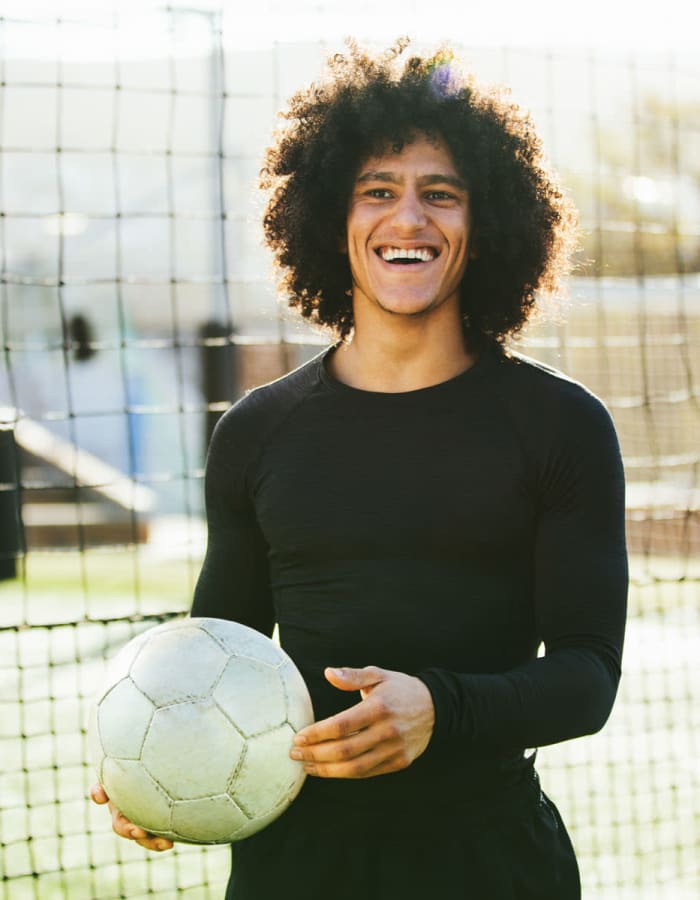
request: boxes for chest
[251,399,535,562]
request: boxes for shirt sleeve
[418,388,628,752]
[190,407,275,638]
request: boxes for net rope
[0,10,698,899]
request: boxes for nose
[390,189,427,231]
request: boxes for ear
[338,234,348,254]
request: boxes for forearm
[419,644,620,752]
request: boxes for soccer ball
[88,616,314,844]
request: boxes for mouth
[375,246,439,265]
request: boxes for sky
[4,0,699,56]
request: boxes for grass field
[1,546,698,899]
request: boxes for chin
[376,296,442,317]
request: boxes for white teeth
[379,247,436,262]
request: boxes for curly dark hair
[260,40,578,347]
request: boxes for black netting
[1,11,698,899]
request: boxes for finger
[112,808,149,841]
[303,743,409,779]
[90,783,109,805]
[294,698,382,746]
[118,814,173,850]
[135,835,174,852]
[291,721,391,763]
[323,665,384,692]
[352,751,413,779]
[98,791,170,849]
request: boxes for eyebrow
[355,170,468,191]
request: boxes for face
[344,135,472,322]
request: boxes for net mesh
[0,9,698,899]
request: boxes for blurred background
[0,1,698,897]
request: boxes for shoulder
[490,348,613,425]
[207,346,328,470]
[483,348,621,473]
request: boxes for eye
[425,190,456,201]
[365,188,393,199]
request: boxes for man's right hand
[90,784,174,852]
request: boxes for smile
[376,246,438,264]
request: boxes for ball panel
[279,659,315,731]
[102,757,173,835]
[230,802,291,841]
[97,628,152,704]
[231,723,305,818]
[213,658,286,736]
[197,617,283,667]
[130,627,227,706]
[142,700,245,800]
[97,677,154,760]
[171,795,249,844]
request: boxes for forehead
[356,134,460,179]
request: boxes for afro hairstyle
[260,39,578,347]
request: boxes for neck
[328,302,476,393]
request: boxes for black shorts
[225,770,580,900]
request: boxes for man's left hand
[289,666,435,778]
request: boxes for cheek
[347,232,372,269]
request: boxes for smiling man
[347,140,472,317]
[93,41,628,899]
[329,135,476,398]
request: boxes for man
[93,41,627,899]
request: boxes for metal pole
[0,426,21,580]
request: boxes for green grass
[5,548,201,598]
[0,549,202,630]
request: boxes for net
[0,9,698,899]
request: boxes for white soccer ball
[88,616,314,844]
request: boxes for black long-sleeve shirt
[191,344,627,816]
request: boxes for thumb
[324,666,384,693]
